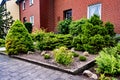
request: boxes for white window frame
[87,3,102,19]
[29,0,34,6]
[30,16,34,25]
[22,0,25,10]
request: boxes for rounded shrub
[72,52,79,57]
[53,46,73,65]
[79,55,87,61]
[44,54,51,59]
[5,20,34,55]
[24,22,33,33]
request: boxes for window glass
[88,4,101,18]
[64,9,72,19]
[30,16,34,25]
[22,0,25,10]
[30,0,34,6]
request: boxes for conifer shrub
[5,20,34,55]
[71,15,116,53]
[57,19,72,34]
[24,22,33,33]
[34,30,73,50]
[0,38,5,47]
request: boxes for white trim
[29,0,34,6]
[30,16,34,25]
[22,0,25,10]
[87,3,102,19]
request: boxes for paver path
[0,54,90,80]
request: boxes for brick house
[17,0,120,33]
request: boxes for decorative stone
[27,51,34,54]
[71,48,75,52]
[41,51,47,56]
[83,51,89,57]
[35,50,41,54]
[83,70,98,80]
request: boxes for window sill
[29,4,34,7]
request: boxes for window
[23,17,27,23]
[29,0,34,6]
[22,0,25,10]
[88,3,101,18]
[30,16,34,25]
[64,9,72,19]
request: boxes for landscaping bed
[12,51,97,75]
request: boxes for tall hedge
[5,20,34,55]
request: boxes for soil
[18,50,97,70]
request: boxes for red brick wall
[40,0,54,31]
[54,0,120,33]
[20,0,40,31]
[19,0,120,33]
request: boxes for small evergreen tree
[5,20,34,55]
[24,22,33,33]
[0,6,14,38]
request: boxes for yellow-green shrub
[5,20,34,55]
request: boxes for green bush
[5,20,34,55]
[24,22,33,33]
[71,15,116,54]
[35,31,73,50]
[0,38,5,47]
[31,29,46,42]
[57,19,72,34]
[53,46,73,65]
[99,74,117,80]
[89,14,103,26]
[96,47,120,75]
[44,54,51,59]
[72,52,79,57]
[70,18,88,36]
[79,55,87,61]
[105,22,115,37]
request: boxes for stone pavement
[0,47,6,52]
[0,54,90,80]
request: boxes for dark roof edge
[16,0,24,4]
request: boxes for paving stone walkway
[0,54,90,80]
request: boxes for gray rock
[41,51,47,56]
[83,51,90,57]
[71,48,75,52]
[83,70,98,80]
[35,50,41,54]
[27,51,34,54]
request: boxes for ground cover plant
[96,43,120,76]
[5,20,34,55]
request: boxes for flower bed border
[11,54,96,75]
